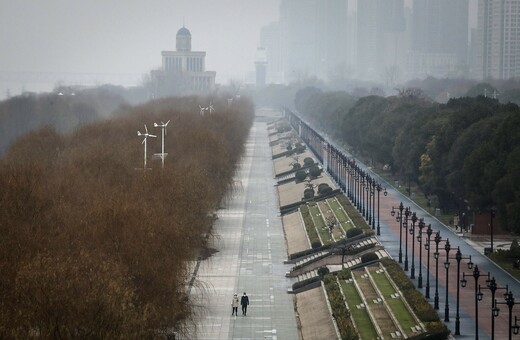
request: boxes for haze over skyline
[0,0,280,98]
[0,0,478,99]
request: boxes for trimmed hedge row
[323,275,358,340]
[299,205,321,248]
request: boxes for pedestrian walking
[231,293,239,316]
[241,292,249,316]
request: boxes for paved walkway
[190,118,299,339]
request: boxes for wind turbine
[153,120,170,168]
[199,105,208,116]
[209,101,215,113]
[137,124,156,170]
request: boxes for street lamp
[391,202,404,263]
[495,290,519,340]
[417,218,426,288]
[376,184,387,236]
[433,231,442,310]
[403,207,411,271]
[410,212,418,279]
[424,224,433,299]
[490,208,496,253]
[443,238,451,322]
[461,265,488,339]
[483,276,508,339]
[454,247,472,335]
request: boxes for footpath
[189,113,299,339]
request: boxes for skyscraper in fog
[260,22,284,84]
[475,0,520,79]
[356,0,406,81]
[278,0,348,83]
[408,0,469,78]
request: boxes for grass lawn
[339,280,379,340]
[318,200,344,240]
[328,198,353,232]
[308,203,333,244]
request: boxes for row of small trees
[0,95,254,337]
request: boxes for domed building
[150,26,216,97]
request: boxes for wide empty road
[190,118,299,339]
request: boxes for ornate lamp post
[403,207,411,271]
[454,247,472,335]
[417,218,426,288]
[483,276,508,339]
[443,239,452,322]
[461,265,487,340]
[490,208,496,253]
[433,231,442,310]
[391,202,404,263]
[376,184,387,236]
[410,212,418,279]
[495,290,519,340]
[424,224,433,298]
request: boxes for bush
[304,188,314,199]
[309,165,322,177]
[317,266,330,277]
[303,157,314,166]
[360,252,378,263]
[317,183,329,193]
[292,162,302,170]
[311,241,322,249]
[295,170,307,181]
[346,228,363,238]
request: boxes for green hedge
[299,205,321,247]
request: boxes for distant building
[260,22,284,84]
[475,0,520,79]
[255,47,268,87]
[408,0,469,79]
[356,0,406,81]
[150,26,216,97]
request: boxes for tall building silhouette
[475,0,520,79]
[408,0,469,79]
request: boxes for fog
[0,0,481,100]
[0,0,280,98]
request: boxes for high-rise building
[278,0,348,83]
[475,0,520,79]
[356,0,406,81]
[408,0,469,79]
[260,22,284,84]
[150,26,216,97]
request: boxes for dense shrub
[317,266,330,277]
[304,188,315,199]
[360,252,379,263]
[303,157,314,166]
[292,162,302,170]
[346,228,363,238]
[309,165,322,177]
[295,169,307,181]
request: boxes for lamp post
[425,224,433,298]
[483,276,508,339]
[417,218,426,288]
[433,231,442,310]
[454,247,472,335]
[410,212,418,279]
[444,238,451,322]
[391,202,404,263]
[490,208,496,253]
[376,184,387,236]
[360,172,365,215]
[365,176,372,226]
[461,265,487,339]
[403,207,411,271]
[495,290,519,340]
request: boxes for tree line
[0,95,254,338]
[296,88,520,233]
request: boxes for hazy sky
[0,0,281,96]
[0,0,477,98]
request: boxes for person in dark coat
[241,292,249,315]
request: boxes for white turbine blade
[154,122,158,127]
[149,134,157,138]
[142,138,146,144]
[144,124,148,133]
[165,120,170,126]
[138,131,142,136]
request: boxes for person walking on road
[231,293,239,316]
[241,292,249,316]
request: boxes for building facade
[475,0,520,79]
[151,27,216,97]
